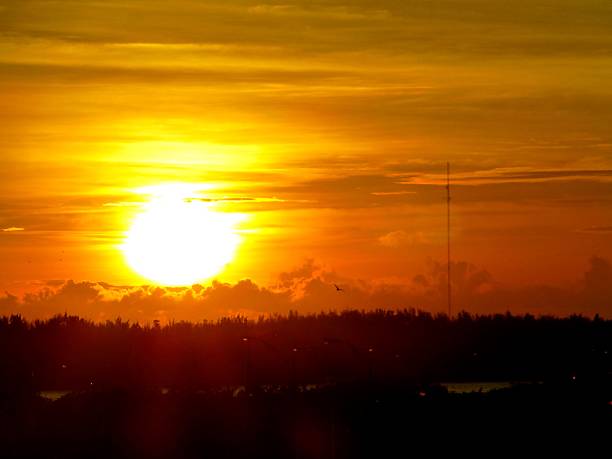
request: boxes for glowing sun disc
[122,187,243,285]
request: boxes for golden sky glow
[1,1,612,319]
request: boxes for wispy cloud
[578,226,612,234]
[401,168,612,186]
[2,227,24,232]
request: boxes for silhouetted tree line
[1,309,610,394]
[1,310,611,458]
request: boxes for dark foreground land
[2,382,611,458]
[1,310,611,457]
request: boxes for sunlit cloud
[2,257,611,322]
[378,230,428,248]
[2,227,24,232]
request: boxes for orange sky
[1,1,611,319]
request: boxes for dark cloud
[2,0,612,57]
[583,256,612,301]
[252,170,612,211]
[0,292,18,313]
[578,226,612,234]
[0,62,350,85]
[446,169,612,184]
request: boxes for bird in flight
[334,284,344,292]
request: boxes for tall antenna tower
[446,162,452,318]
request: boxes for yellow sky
[1,1,612,318]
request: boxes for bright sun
[122,184,244,286]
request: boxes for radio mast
[446,162,452,318]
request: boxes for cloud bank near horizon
[1,257,611,322]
